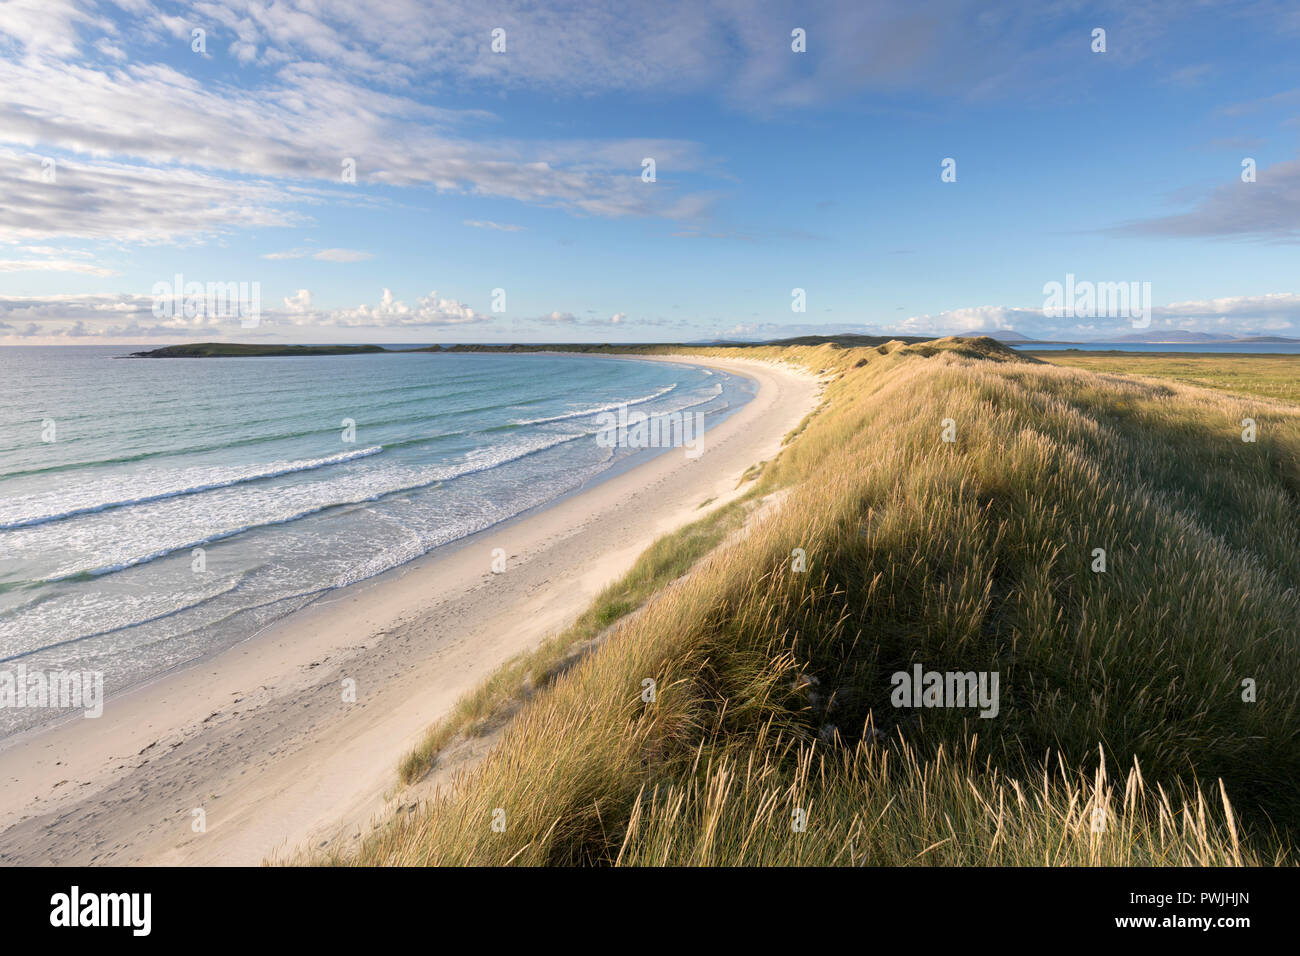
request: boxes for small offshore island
[126,343,397,357]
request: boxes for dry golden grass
[1033,350,1300,404]
[319,337,1299,866]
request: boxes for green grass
[1033,351,1300,404]
[324,337,1299,866]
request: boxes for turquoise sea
[0,347,753,736]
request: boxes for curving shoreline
[0,353,822,865]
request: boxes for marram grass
[319,338,1299,866]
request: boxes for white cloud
[0,291,156,325]
[22,0,1200,247]
[314,248,374,262]
[287,288,489,328]
[0,287,496,339]
[264,248,374,262]
[68,0,1264,108]
[0,0,107,58]
[898,293,1300,338]
[0,38,719,244]
[1157,293,1300,330]
[895,306,1037,335]
[14,245,95,257]
[12,0,1286,253]
[0,258,116,276]
[283,289,313,313]
[463,220,524,232]
[0,149,303,242]
[1115,157,1300,241]
[517,309,684,331]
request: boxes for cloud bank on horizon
[2,0,1299,344]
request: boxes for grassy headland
[1030,350,1300,404]
[306,338,1299,866]
[127,343,392,358]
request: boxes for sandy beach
[0,353,822,866]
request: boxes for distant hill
[1113,331,1228,344]
[1107,331,1299,345]
[982,330,1038,342]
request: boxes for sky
[1,0,1299,345]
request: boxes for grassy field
[1032,350,1300,404]
[321,338,1299,866]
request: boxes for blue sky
[2,0,1299,344]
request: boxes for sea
[0,346,754,736]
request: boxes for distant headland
[126,343,397,358]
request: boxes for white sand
[0,354,822,865]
